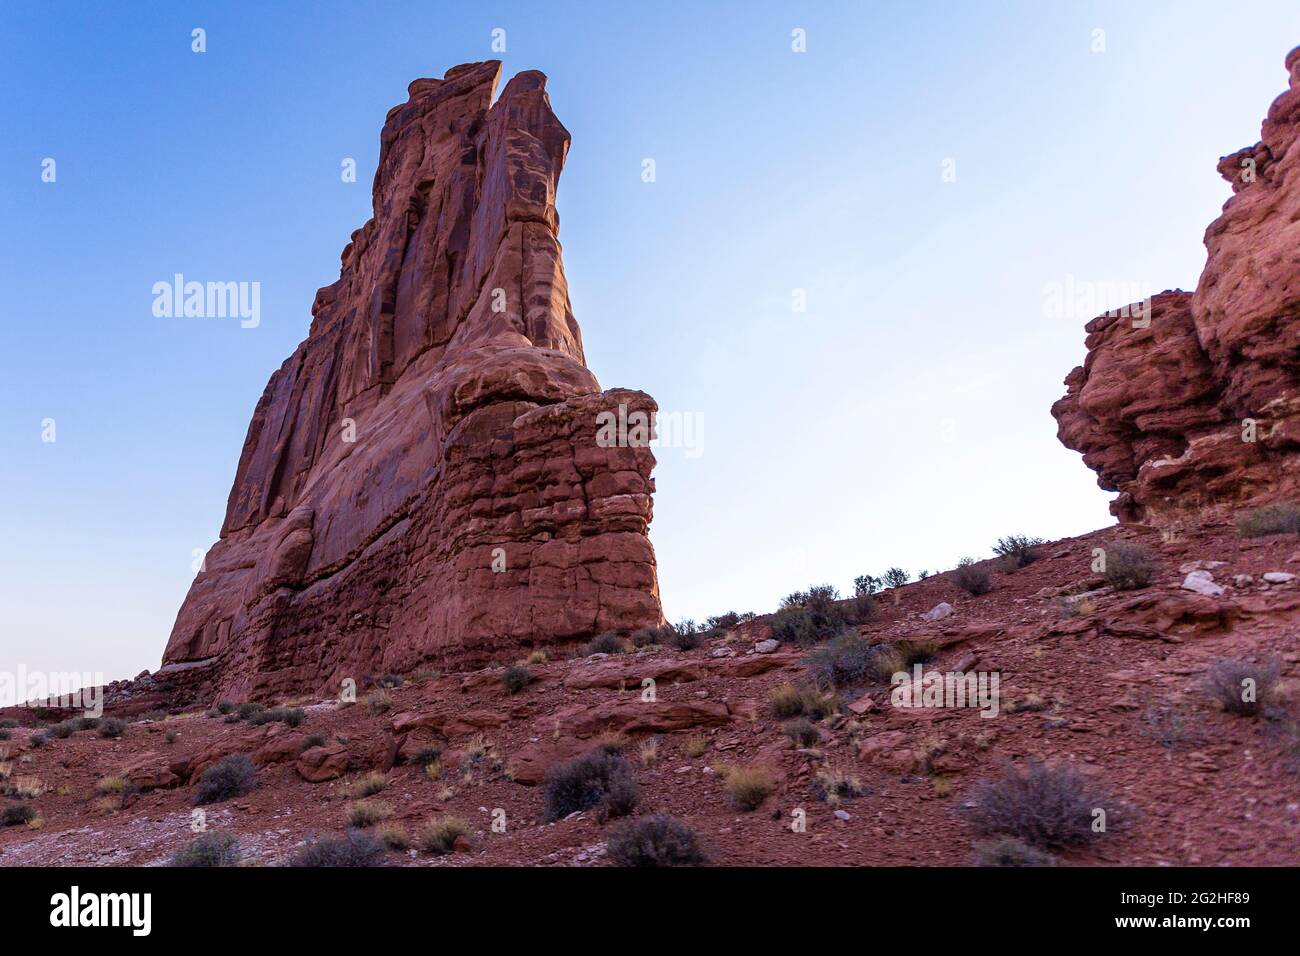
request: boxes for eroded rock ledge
[1054,47,1300,526]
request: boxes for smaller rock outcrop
[1054,47,1300,525]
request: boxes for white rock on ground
[922,602,954,622]
[1181,570,1226,597]
[1263,571,1296,584]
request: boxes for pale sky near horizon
[3,1,1299,686]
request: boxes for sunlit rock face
[1054,47,1300,527]
[163,62,661,701]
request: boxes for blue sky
[3,1,1298,682]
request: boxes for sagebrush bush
[96,718,126,739]
[783,718,820,748]
[631,627,663,647]
[301,734,327,751]
[1237,502,1300,537]
[366,690,393,715]
[664,621,701,651]
[1203,656,1280,716]
[953,557,993,595]
[965,759,1114,848]
[29,732,48,749]
[193,755,257,806]
[1101,541,1158,590]
[706,611,742,630]
[237,702,264,720]
[248,707,305,727]
[169,832,240,867]
[288,830,385,867]
[48,721,76,739]
[377,674,404,689]
[543,750,639,822]
[586,632,626,655]
[806,635,902,689]
[972,835,1058,867]
[606,814,707,867]
[1,804,35,826]
[992,534,1045,569]
[720,764,775,812]
[418,815,471,855]
[769,599,848,647]
[501,665,533,695]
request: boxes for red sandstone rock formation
[1054,47,1300,525]
[162,62,662,701]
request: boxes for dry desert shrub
[606,815,706,867]
[1,803,35,827]
[501,664,533,695]
[543,750,638,822]
[953,557,993,595]
[783,718,820,748]
[1101,541,1158,590]
[288,830,385,867]
[366,690,393,715]
[169,833,240,867]
[993,534,1045,569]
[964,759,1116,849]
[1237,502,1300,537]
[1203,656,1281,716]
[806,635,902,689]
[972,835,1059,867]
[586,632,626,655]
[193,755,257,806]
[685,735,709,758]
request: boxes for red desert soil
[3,521,1298,866]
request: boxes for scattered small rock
[922,602,954,622]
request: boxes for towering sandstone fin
[1054,46,1300,526]
[163,62,661,700]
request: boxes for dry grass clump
[767,682,838,720]
[346,772,387,799]
[813,767,866,806]
[366,690,393,715]
[418,815,471,855]
[685,735,709,758]
[378,823,409,850]
[718,763,775,812]
[345,801,393,828]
